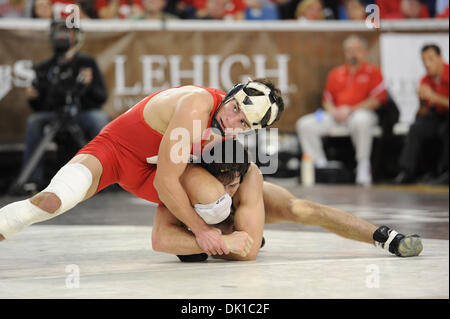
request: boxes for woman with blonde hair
[296,0,324,20]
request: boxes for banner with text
[0,27,381,140]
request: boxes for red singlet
[77,86,225,204]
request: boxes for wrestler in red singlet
[76,87,225,204]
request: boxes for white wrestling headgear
[222,81,280,130]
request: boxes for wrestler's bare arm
[152,205,253,258]
[153,89,229,256]
[214,163,265,261]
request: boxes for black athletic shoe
[177,237,266,261]
[430,171,449,185]
[373,226,423,257]
[394,171,416,185]
[177,253,208,262]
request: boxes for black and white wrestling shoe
[373,226,423,257]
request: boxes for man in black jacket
[24,20,110,190]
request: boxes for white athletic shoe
[356,159,372,186]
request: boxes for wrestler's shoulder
[172,86,215,109]
[175,85,215,97]
[243,163,263,185]
[235,163,263,203]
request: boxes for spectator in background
[343,0,367,20]
[435,0,449,18]
[196,0,245,20]
[174,0,198,18]
[129,0,178,19]
[321,0,341,18]
[395,44,449,185]
[177,0,245,20]
[32,0,52,18]
[51,0,76,18]
[244,0,279,20]
[436,6,449,17]
[0,0,26,17]
[296,0,324,21]
[376,0,430,19]
[296,35,387,186]
[435,0,449,13]
[276,0,300,19]
[197,0,226,18]
[96,0,144,19]
[30,0,96,19]
[217,0,246,20]
[401,0,430,18]
[76,0,99,18]
[278,0,339,20]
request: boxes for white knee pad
[0,163,92,239]
[194,193,232,225]
[41,163,93,214]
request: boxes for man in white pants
[296,35,386,185]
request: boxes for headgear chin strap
[223,81,279,130]
[210,117,225,136]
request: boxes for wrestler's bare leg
[262,182,377,245]
[0,154,103,241]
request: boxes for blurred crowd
[0,0,448,21]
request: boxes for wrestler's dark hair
[248,78,285,127]
[200,139,251,185]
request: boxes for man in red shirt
[376,0,430,19]
[296,34,387,186]
[396,44,449,185]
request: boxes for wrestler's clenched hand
[195,226,230,256]
[223,231,254,257]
